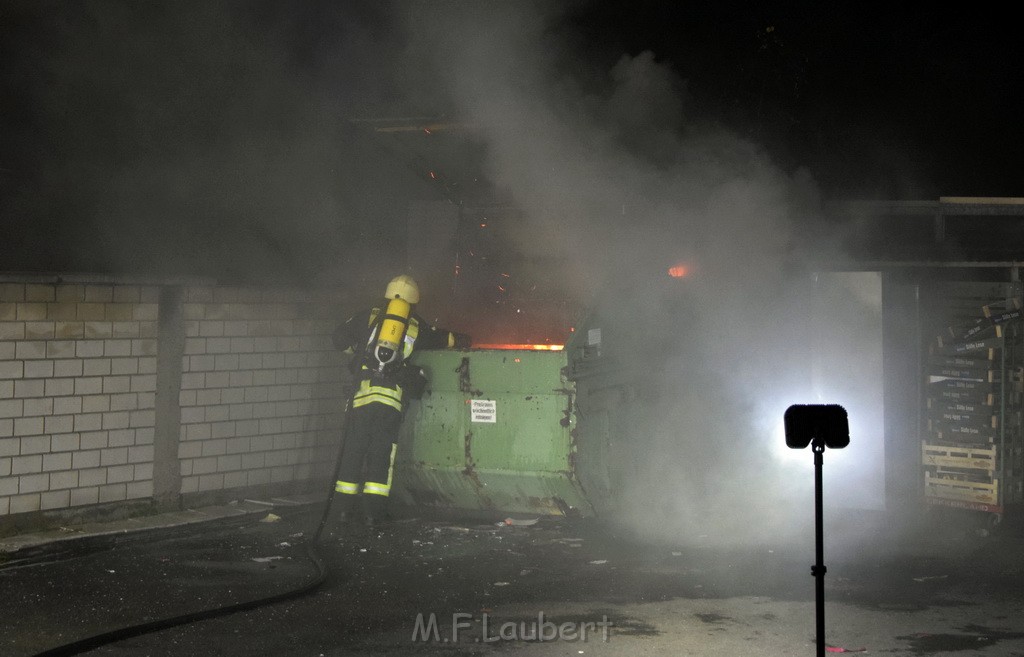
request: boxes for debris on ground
[260,513,281,523]
[498,517,539,526]
[243,499,275,507]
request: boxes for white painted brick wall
[0,279,349,518]
[176,286,345,497]
[0,283,159,513]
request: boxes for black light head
[784,404,850,449]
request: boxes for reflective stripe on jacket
[351,313,422,410]
[351,377,404,411]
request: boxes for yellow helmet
[384,274,419,304]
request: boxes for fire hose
[28,404,356,657]
[29,540,328,657]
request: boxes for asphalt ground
[3,502,1024,656]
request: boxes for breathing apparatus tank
[371,275,419,373]
[373,297,411,371]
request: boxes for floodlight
[784,403,849,449]
[782,402,851,657]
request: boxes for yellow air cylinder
[375,297,411,365]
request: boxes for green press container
[393,348,597,517]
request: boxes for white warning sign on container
[470,399,497,423]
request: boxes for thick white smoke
[400,3,884,550]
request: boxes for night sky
[1,2,1022,280]
[562,4,1024,197]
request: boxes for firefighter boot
[362,493,389,528]
[323,495,356,540]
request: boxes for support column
[152,285,184,510]
[881,273,922,514]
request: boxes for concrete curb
[0,494,321,555]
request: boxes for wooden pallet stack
[922,293,1023,516]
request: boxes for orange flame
[473,344,564,351]
[668,263,689,278]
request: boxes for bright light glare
[759,387,885,509]
[758,392,828,469]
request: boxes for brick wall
[0,276,349,522]
[176,287,346,496]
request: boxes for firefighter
[326,274,469,534]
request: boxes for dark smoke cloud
[2,1,433,283]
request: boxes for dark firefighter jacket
[333,306,468,412]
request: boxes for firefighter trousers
[335,401,402,517]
